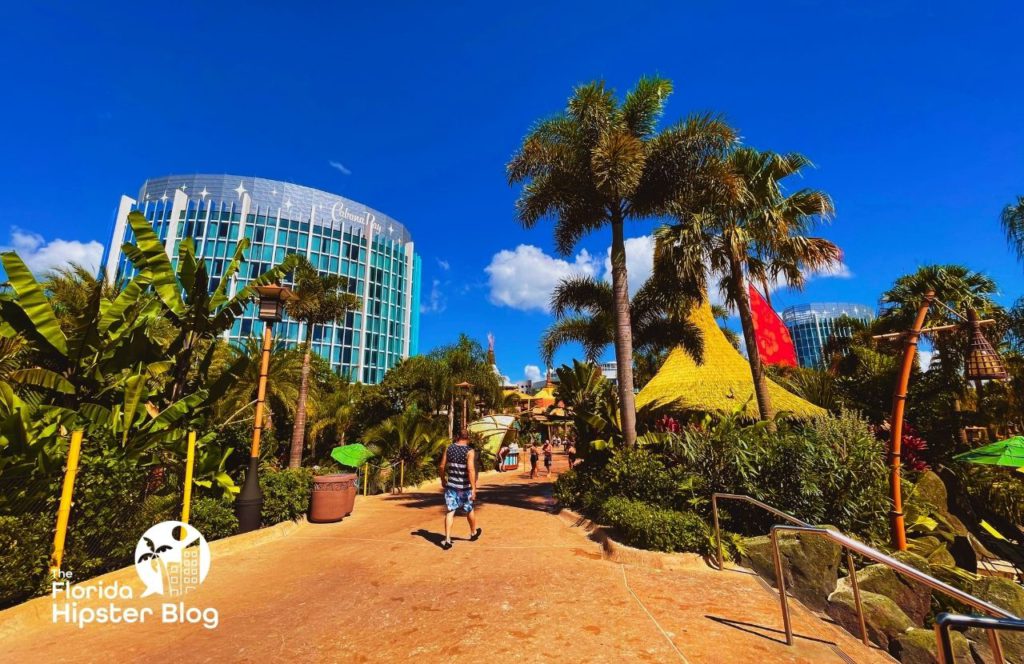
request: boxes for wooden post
[51,430,84,578]
[363,463,369,496]
[399,460,405,494]
[888,290,934,551]
[181,431,197,525]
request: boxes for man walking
[439,429,482,550]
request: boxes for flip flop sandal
[470,528,482,541]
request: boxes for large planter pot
[309,473,357,523]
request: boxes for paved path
[4,453,893,663]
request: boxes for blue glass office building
[103,174,421,383]
[781,302,874,368]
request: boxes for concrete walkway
[3,453,894,663]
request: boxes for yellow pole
[50,430,84,578]
[363,463,368,496]
[181,431,197,525]
[399,460,405,494]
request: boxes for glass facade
[781,302,875,368]
[102,174,421,383]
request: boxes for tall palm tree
[508,77,735,445]
[284,257,362,469]
[540,274,703,367]
[1000,195,1024,264]
[655,147,839,420]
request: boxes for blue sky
[2,2,1022,383]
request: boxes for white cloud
[918,350,934,371]
[808,262,853,280]
[328,160,352,175]
[524,365,542,383]
[485,244,600,312]
[436,258,450,271]
[420,279,447,314]
[602,234,656,297]
[2,228,103,275]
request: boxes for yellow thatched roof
[636,303,825,419]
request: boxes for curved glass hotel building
[102,174,421,383]
[781,302,874,368]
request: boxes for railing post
[363,463,369,496]
[712,494,723,570]
[770,527,794,645]
[50,430,84,578]
[181,430,197,525]
[846,551,869,646]
[934,618,954,664]
[399,459,405,494]
[988,628,1004,663]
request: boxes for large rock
[825,588,913,652]
[965,577,1024,664]
[837,551,934,625]
[911,471,948,511]
[894,627,969,664]
[741,530,841,611]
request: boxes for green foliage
[557,409,889,549]
[259,466,313,526]
[0,513,52,608]
[363,408,447,489]
[190,498,239,541]
[601,497,710,554]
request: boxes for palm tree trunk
[732,253,774,421]
[610,214,638,447]
[447,393,455,440]
[288,327,314,469]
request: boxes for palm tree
[363,408,448,488]
[878,264,1004,390]
[430,335,501,438]
[540,274,703,367]
[655,147,839,420]
[509,77,735,445]
[284,257,362,469]
[307,384,356,459]
[1000,195,1024,264]
[217,338,307,441]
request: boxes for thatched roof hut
[635,303,825,419]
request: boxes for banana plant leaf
[953,436,1024,468]
[331,443,375,468]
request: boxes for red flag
[748,285,798,367]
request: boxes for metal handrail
[771,525,1016,662]
[710,494,869,646]
[711,493,1019,661]
[711,493,810,570]
[935,612,1024,664]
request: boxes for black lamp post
[236,284,293,533]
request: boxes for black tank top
[445,444,471,490]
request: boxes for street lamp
[454,381,474,433]
[877,292,1006,551]
[236,284,294,533]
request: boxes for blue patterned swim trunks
[444,487,473,512]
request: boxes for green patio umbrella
[330,443,376,468]
[953,436,1024,468]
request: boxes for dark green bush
[260,466,313,525]
[190,497,239,541]
[601,497,709,554]
[0,513,52,608]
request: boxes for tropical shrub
[190,498,239,541]
[260,466,313,526]
[601,497,709,554]
[0,513,52,609]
